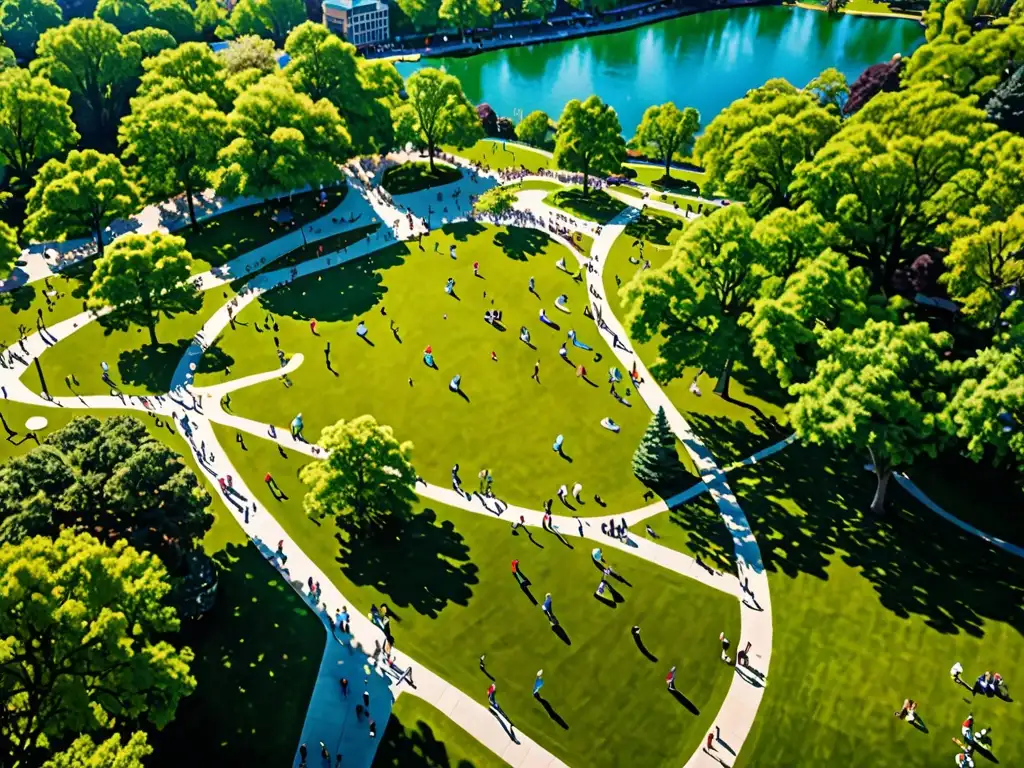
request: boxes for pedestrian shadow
[536,695,569,730]
[489,707,519,743]
[633,634,657,662]
[594,592,616,608]
[519,581,538,605]
[670,688,700,716]
[734,665,764,689]
[524,529,544,548]
[551,623,571,645]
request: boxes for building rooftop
[323,0,382,10]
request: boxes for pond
[396,6,925,132]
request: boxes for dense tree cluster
[623,0,1024,511]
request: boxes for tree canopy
[0,67,78,187]
[31,18,142,145]
[0,530,195,767]
[403,67,482,170]
[789,320,953,514]
[119,90,228,225]
[473,185,517,218]
[300,415,418,533]
[631,102,700,182]
[0,0,63,61]
[87,232,201,344]
[215,75,351,199]
[553,95,625,196]
[228,0,304,46]
[136,40,229,108]
[24,149,141,257]
[516,109,551,147]
[41,733,151,768]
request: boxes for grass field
[376,697,506,768]
[196,222,695,509]
[722,443,1024,767]
[385,162,463,195]
[625,163,709,192]
[614,184,718,211]
[447,139,552,174]
[211,422,740,768]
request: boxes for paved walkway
[0,170,770,768]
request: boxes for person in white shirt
[951,661,964,685]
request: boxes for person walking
[706,732,715,752]
[275,540,287,566]
[666,666,676,691]
[532,360,540,382]
[951,661,964,685]
[533,670,544,698]
[340,677,349,697]
[541,593,554,623]
[298,743,308,765]
[487,682,497,708]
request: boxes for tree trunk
[582,171,589,197]
[185,182,198,228]
[713,358,733,399]
[148,318,158,346]
[427,139,435,172]
[94,218,105,259]
[663,151,672,183]
[867,447,891,516]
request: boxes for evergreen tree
[632,406,681,487]
[986,64,1024,137]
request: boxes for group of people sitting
[601,517,630,540]
[484,309,504,325]
[973,671,1006,698]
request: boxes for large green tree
[136,40,229,109]
[632,406,683,489]
[215,75,351,199]
[438,0,486,40]
[0,68,78,188]
[24,149,141,257]
[804,67,849,114]
[87,232,200,345]
[31,18,142,145]
[631,101,700,183]
[516,109,551,147]
[695,79,838,215]
[284,22,398,154]
[472,185,517,217]
[228,0,304,46]
[942,207,1024,327]
[42,733,151,768]
[119,90,228,226]
[0,220,18,277]
[789,320,953,515]
[620,204,769,397]
[0,530,195,768]
[219,33,277,75]
[0,0,63,61]
[905,20,1024,97]
[791,83,992,291]
[300,415,417,533]
[553,95,625,196]
[404,67,482,171]
[149,0,199,41]
[95,0,153,34]
[395,0,439,30]
[746,249,873,388]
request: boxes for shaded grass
[385,162,463,195]
[212,422,740,768]
[641,493,735,573]
[199,223,694,510]
[614,184,718,211]
[544,188,626,224]
[446,139,552,174]
[24,286,236,397]
[0,271,91,347]
[721,443,1024,767]
[232,223,381,285]
[625,163,710,193]
[515,179,563,192]
[376,696,506,768]
[601,234,788,464]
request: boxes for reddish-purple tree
[477,103,498,136]
[843,56,905,116]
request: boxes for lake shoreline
[377,0,920,62]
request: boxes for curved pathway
[0,167,772,768]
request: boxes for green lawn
[211,423,741,768]
[447,139,552,174]
[24,285,236,397]
[376,696,505,768]
[718,443,1024,767]
[543,188,627,224]
[197,223,695,510]
[601,233,789,464]
[625,163,709,192]
[515,179,563,192]
[0,267,91,346]
[384,162,463,195]
[640,494,736,573]
[614,184,717,211]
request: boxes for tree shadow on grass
[335,506,478,621]
[0,284,35,315]
[118,340,192,391]
[493,227,550,261]
[687,412,787,468]
[731,444,1024,638]
[146,542,323,768]
[376,715,487,768]
[665,493,737,572]
[258,243,408,323]
[442,220,486,243]
[624,212,684,246]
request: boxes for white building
[323,0,390,48]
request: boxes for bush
[477,103,498,136]
[496,116,515,139]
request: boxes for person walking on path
[666,666,676,691]
[705,732,715,752]
[298,743,308,765]
[720,632,731,663]
[487,682,497,708]
[340,677,348,697]
[533,670,544,698]
[542,593,555,624]
[532,360,540,382]
[275,539,287,566]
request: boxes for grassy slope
[725,444,1024,767]
[447,140,552,174]
[543,188,626,225]
[384,162,463,195]
[211,422,740,768]
[196,223,695,511]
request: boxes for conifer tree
[632,406,681,487]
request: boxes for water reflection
[399,6,924,129]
